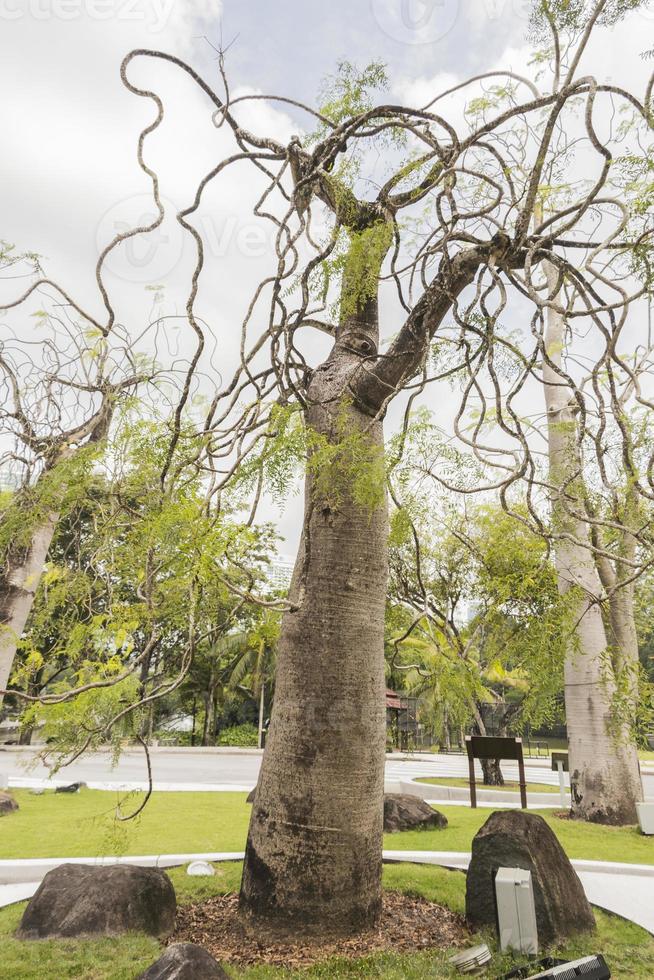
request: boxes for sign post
[465,735,527,809]
[551,751,569,809]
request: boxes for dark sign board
[465,735,527,809]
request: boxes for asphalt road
[1,746,652,794]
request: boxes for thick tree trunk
[0,513,59,711]
[543,263,642,824]
[240,393,388,937]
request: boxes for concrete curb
[399,776,569,807]
[3,849,653,886]
[7,777,256,793]
[423,798,562,810]
[0,852,246,885]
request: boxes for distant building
[267,554,295,591]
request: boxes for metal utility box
[495,867,539,955]
[636,802,654,836]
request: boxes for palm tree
[181,632,251,746]
[225,611,279,748]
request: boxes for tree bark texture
[543,262,642,824]
[0,407,113,713]
[0,513,59,711]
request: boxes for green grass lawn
[387,806,654,866]
[416,776,560,794]
[1,861,654,978]
[0,789,249,859]
[1,789,653,866]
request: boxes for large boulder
[0,791,18,815]
[17,864,176,939]
[383,794,448,833]
[465,810,595,945]
[138,943,229,979]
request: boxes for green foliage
[0,442,104,565]
[217,722,259,746]
[317,60,388,130]
[386,482,572,742]
[9,414,279,761]
[233,400,387,516]
[338,221,394,321]
[230,402,305,506]
[24,676,140,768]
[530,0,648,38]
[306,404,386,512]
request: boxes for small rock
[383,794,448,833]
[138,943,229,979]
[55,782,86,794]
[29,788,45,796]
[465,810,595,945]
[186,861,215,877]
[17,864,176,939]
[0,791,18,815]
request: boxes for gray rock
[383,794,448,833]
[55,781,86,794]
[138,943,229,979]
[17,864,176,939]
[0,791,18,815]
[465,810,595,945]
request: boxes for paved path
[2,849,653,936]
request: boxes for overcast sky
[2,1,653,550]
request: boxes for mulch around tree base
[169,891,469,968]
